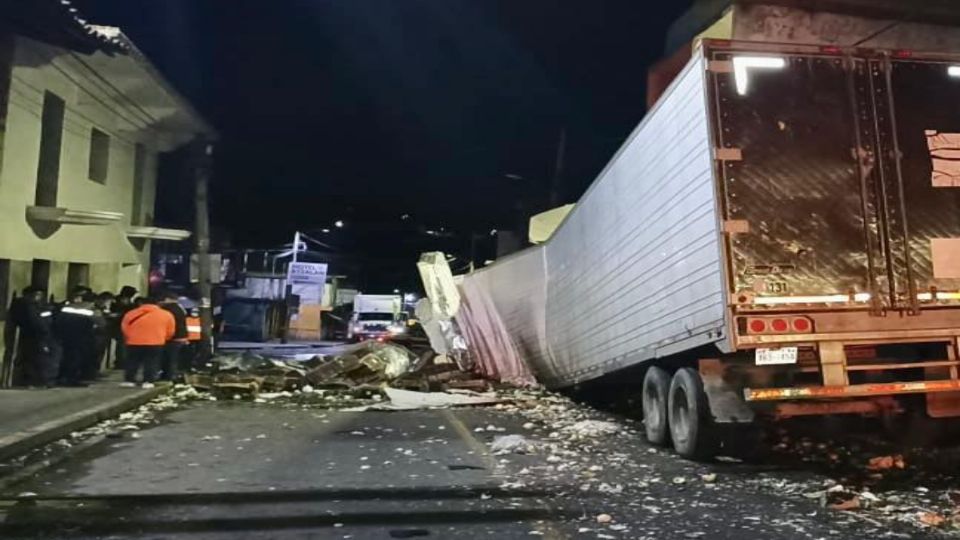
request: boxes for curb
[0,386,169,463]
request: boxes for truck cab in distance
[348,294,405,342]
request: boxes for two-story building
[0,1,214,316]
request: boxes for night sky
[73,0,692,289]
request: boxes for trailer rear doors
[708,44,960,312]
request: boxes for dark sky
[73,0,692,287]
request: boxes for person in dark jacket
[10,286,59,387]
[110,286,138,369]
[158,291,188,382]
[94,292,114,372]
[55,288,105,386]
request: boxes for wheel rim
[671,386,690,443]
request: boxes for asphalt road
[0,400,948,539]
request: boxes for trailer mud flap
[699,359,755,423]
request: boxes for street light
[334,220,344,228]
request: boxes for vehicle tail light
[791,317,812,333]
[745,316,813,334]
[892,49,913,59]
[748,319,767,334]
[770,318,789,332]
[820,46,843,55]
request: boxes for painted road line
[439,409,568,540]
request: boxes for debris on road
[917,511,946,527]
[186,341,496,406]
[867,454,906,471]
[563,420,620,438]
[490,434,537,455]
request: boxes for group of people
[9,285,205,389]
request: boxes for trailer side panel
[541,53,727,387]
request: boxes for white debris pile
[563,420,621,438]
[490,434,539,455]
[0,385,209,474]
[481,387,650,504]
[740,430,960,533]
[67,384,208,441]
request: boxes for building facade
[0,12,213,317]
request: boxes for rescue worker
[158,290,188,382]
[54,288,104,386]
[185,307,203,371]
[10,286,59,387]
[120,296,174,388]
[110,286,138,370]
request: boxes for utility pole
[280,231,301,344]
[549,127,566,208]
[193,138,214,360]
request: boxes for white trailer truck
[452,2,960,459]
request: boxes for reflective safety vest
[186,317,202,342]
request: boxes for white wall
[0,36,163,286]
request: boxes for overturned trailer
[453,3,960,459]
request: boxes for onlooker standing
[54,288,103,386]
[10,286,59,387]
[185,307,203,371]
[158,291,188,382]
[120,296,173,388]
[94,292,115,373]
[110,286,138,370]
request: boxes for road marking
[439,409,498,472]
[439,409,568,540]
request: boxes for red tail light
[745,316,813,334]
[792,317,812,332]
[749,319,767,333]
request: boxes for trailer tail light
[744,316,813,335]
[791,317,812,332]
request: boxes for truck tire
[668,368,718,460]
[642,366,671,446]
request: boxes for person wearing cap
[120,296,174,388]
[110,285,138,370]
[10,286,59,387]
[54,287,104,386]
[158,290,188,382]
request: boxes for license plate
[755,347,798,366]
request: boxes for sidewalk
[0,372,166,462]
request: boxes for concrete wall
[0,36,163,304]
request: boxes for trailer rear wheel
[668,368,718,460]
[642,366,671,446]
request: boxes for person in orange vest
[185,308,202,371]
[120,296,174,388]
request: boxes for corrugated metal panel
[540,52,726,386]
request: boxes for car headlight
[388,325,405,335]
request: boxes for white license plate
[755,347,798,366]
